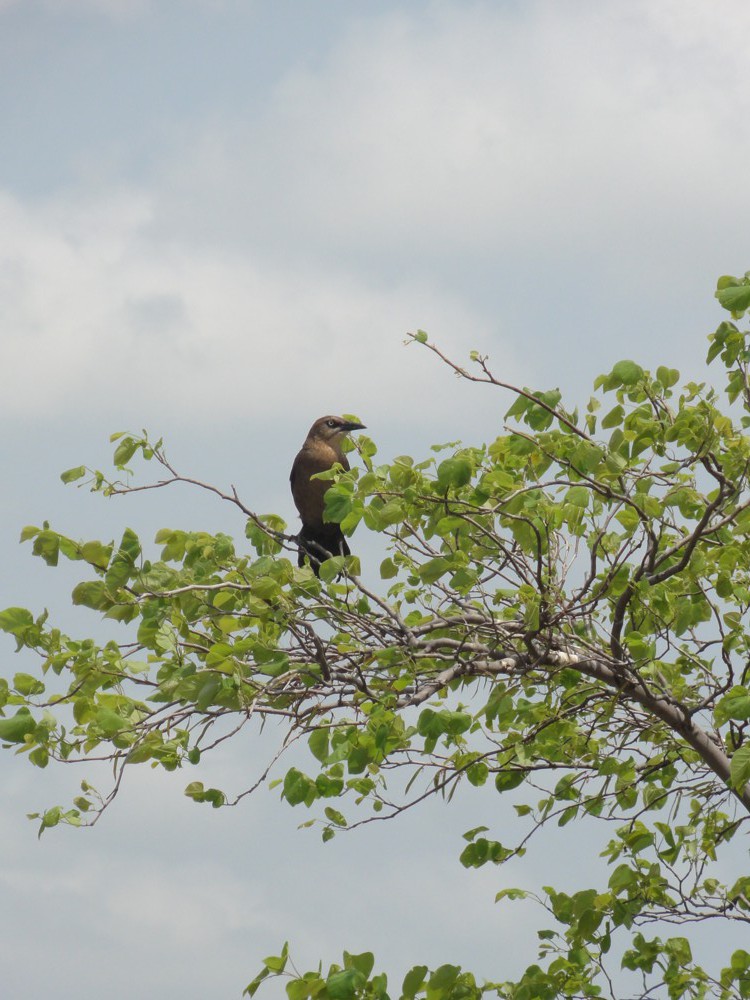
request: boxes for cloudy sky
[1,1,750,996]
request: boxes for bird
[290,415,366,574]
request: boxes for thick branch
[466,645,750,814]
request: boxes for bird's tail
[297,525,350,575]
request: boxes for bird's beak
[342,421,366,432]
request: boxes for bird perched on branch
[290,415,366,574]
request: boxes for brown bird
[290,415,366,574]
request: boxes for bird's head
[307,415,366,443]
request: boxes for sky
[1,1,750,996]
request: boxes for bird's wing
[291,448,325,523]
[290,451,310,518]
[289,452,301,488]
[291,444,349,524]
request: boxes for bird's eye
[326,419,338,428]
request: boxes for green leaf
[402,965,428,998]
[375,500,406,527]
[462,825,489,842]
[729,746,750,792]
[717,283,750,317]
[326,969,366,998]
[72,581,114,611]
[715,687,750,725]
[113,436,138,467]
[95,708,126,736]
[494,770,525,793]
[81,540,114,571]
[429,965,460,990]
[612,360,644,386]
[105,528,141,590]
[243,967,269,997]
[0,708,36,743]
[31,529,60,566]
[318,557,346,584]
[344,951,375,978]
[436,458,472,490]
[379,558,398,579]
[495,887,528,902]
[417,708,472,739]
[316,773,343,797]
[505,395,530,420]
[37,806,63,836]
[656,366,679,388]
[60,465,86,484]
[184,780,205,801]
[324,806,347,827]
[601,404,624,429]
[183,781,226,808]
[283,768,316,807]
[308,728,329,763]
[0,606,34,636]
[608,864,636,893]
[460,837,512,868]
[323,488,353,525]
[564,486,589,508]
[262,943,289,973]
[13,673,45,696]
[466,761,489,786]
[418,557,451,583]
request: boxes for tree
[3,273,750,999]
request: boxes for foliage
[3,274,750,996]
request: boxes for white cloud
[0,0,150,14]
[4,0,749,449]
[148,0,750,272]
[7,0,749,434]
[640,0,750,52]
[0,188,504,431]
